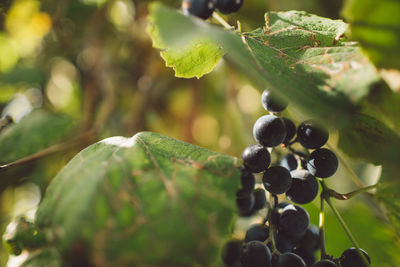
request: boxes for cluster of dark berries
[182,0,243,20]
[221,89,371,267]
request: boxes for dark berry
[236,189,255,216]
[282,117,296,143]
[245,224,270,243]
[182,0,216,19]
[296,224,319,252]
[286,170,319,204]
[312,259,338,267]
[240,241,272,267]
[278,204,309,240]
[270,202,290,226]
[221,239,243,266]
[340,247,371,267]
[297,120,328,149]
[293,247,316,267]
[263,166,292,195]
[276,252,306,267]
[215,0,243,14]
[273,233,293,253]
[253,188,267,210]
[242,144,271,173]
[280,154,298,171]
[239,167,255,193]
[261,89,288,113]
[307,148,338,178]
[253,115,286,147]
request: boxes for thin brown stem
[321,180,370,266]
[0,130,95,171]
[325,183,379,200]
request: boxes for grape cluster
[221,89,371,267]
[182,0,243,20]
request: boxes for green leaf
[342,0,400,69]
[148,3,381,127]
[147,9,225,78]
[338,113,400,166]
[33,132,240,265]
[0,110,75,164]
[376,165,400,235]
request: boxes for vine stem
[0,130,95,171]
[319,194,327,259]
[212,12,233,30]
[326,183,379,200]
[321,180,370,266]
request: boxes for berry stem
[287,147,306,158]
[268,224,280,255]
[326,183,379,200]
[321,181,370,266]
[319,194,327,259]
[212,12,233,30]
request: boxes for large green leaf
[32,132,240,266]
[148,2,381,127]
[338,113,400,166]
[342,0,400,69]
[147,13,225,78]
[0,110,75,164]
[376,165,400,235]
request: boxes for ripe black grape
[340,247,371,267]
[280,154,298,171]
[182,0,215,19]
[312,260,338,267]
[270,202,290,226]
[273,232,293,253]
[253,115,286,147]
[293,247,316,267]
[242,144,271,173]
[281,117,296,143]
[261,89,288,113]
[253,188,267,210]
[245,224,270,243]
[263,166,292,195]
[240,241,272,267]
[236,189,255,216]
[296,224,319,252]
[297,120,328,149]
[278,204,309,240]
[239,167,255,193]
[221,239,243,266]
[307,148,338,178]
[286,170,319,204]
[215,0,243,14]
[276,252,306,267]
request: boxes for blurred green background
[0,0,399,266]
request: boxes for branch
[321,180,371,266]
[0,130,95,171]
[325,183,379,200]
[212,12,234,30]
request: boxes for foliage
[0,0,400,266]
